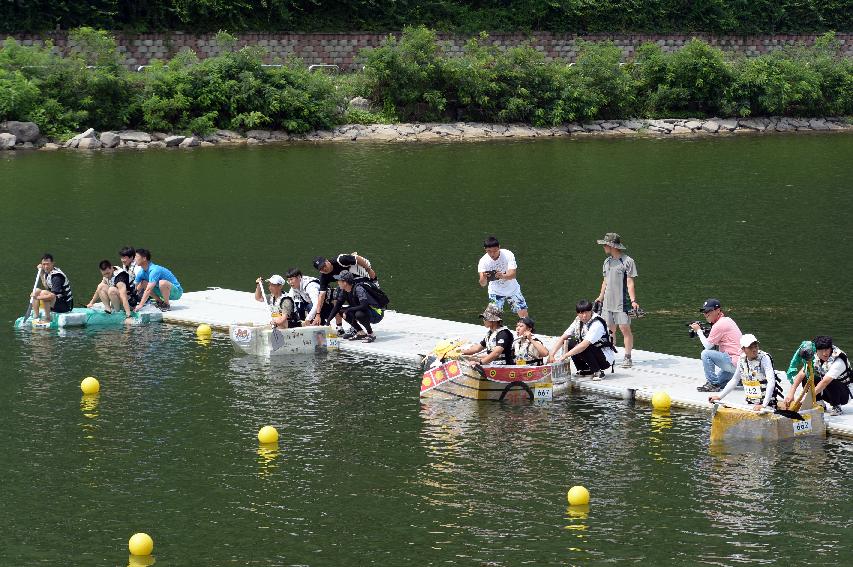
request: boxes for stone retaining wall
[6,32,852,70]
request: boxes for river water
[1,135,852,565]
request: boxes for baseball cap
[518,316,536,330]
[338,272,355,283]
[313,256,328,270]
[266,275,285,285]
[740,334,759,348]
[699,298,721,313]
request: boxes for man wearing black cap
[309,253,376,326]
[690,298,743,392]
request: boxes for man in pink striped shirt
[691,298,743,392]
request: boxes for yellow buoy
[128,532,154,556]
[80,377,100,395]
[566,485,590,506]
[651,391,672,411]
[258,425,279,444]
[196,323,212,338]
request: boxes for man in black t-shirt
[86,259,137,319]
[310,253,376,326]
[460,304,515,365]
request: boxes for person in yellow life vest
[708,334,781,411]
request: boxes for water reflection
[257,443,280,477]
[127,554,155,566]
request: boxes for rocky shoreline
[1,117,851,151]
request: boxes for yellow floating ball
[258,425,279,444]
[80,376,100,395]
[128,532,154,556]
[196,323,212,338]
[567,485,590,506]
[651,391,672,411]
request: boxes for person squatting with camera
[691,298,743,392]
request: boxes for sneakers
[361,334,377,343]
[156,302,171,312]
[341,329,360,340]
[620,356,633,368]
[336,325,345,336]
[830,404,843,416]
[697,382,720,392]
[575,369,594,377]
[592,371,605,381]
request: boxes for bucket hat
[596,232,626,249]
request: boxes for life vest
[268,293,295,318]
[815,347,851,384]
[484,326,512,365]
[738,351,777,407]
[513,336,544,365]
[290,276,319,305]
[43,267,73,304]
[586,314,615,351]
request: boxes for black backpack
[358,280,390,308]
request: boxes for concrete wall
[6,31,852,70]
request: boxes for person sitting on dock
[692,298,743,393]
[326,272,383,342]
[30,253,74,323]
[784,336,851,416]
[310,253,376,328]
[477,236,529,318]
[133,248,183,312]
[512,317,549,365]
[255,274,297,329]
[86,260,137,319]
[285,268,327,326]
[548,300,614,380]
[459,304,515,365]
[708,334,782,411]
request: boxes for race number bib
[743,380,762,402]
[793,415,813,436]
[534,383,553,401]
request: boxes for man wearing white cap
[254,274,296,328]
[709,334,782,411]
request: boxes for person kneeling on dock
[547,300,614,380]
[285,268,329,326]
[512,317,548,365]
[311,253,377,328]
[255,274,298,329]
[459,305,515,365]
[30,253,74,323]
[86,260,137,319]
[784,336,851,416]
[327,272,384,343]
[133,248,183,312]
[708,334,782,411]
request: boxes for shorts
[602,309,630,326]
[154,282,183,301]
[488,291,528,313]
[53,297,72,314]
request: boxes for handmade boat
[420,357,571,401]
[710,404,826,443]
[14,307,163,329]
[229,324,337,356]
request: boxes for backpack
[359,281,390,308]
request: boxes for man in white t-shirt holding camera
[477,236,529,318]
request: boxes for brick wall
[6,31,852,70]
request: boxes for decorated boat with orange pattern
[420,357,572,401]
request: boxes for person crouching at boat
[512,317,548,365]
[548,300,614,380]
[784,336,851,416]
[30,253,74,323]
[119,246,142,302]
[547,314,593,375]
[86,260,137,319]
[255,274,297,329]
[133,248,183,312]
[459,304,515,365]
[708,334,781,411]
[326,272,383,343]
[285,268,329,327]
[310,253,377,329]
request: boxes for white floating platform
[164,288,853,439]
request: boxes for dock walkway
[164,289,853,439]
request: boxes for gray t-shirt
[602,254,637,312]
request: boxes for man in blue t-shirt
[133,248,183,312]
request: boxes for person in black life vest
[326,272,384,343]
[30,253,74,323]
[254,274,297,329]
[86,260,137,319]
[459,304,515,365]
[548,299,615,380]
[512,317,549,365]
[784,335,851,416]
[310,253,376,327]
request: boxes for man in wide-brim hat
[594,232,639,369]
[460,304,515,365]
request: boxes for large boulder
[0,133,16,149]
[119,130,152,143]
[348,97,372,111]
[100,132,121,148]
[0,121,40,143]
[164,135,186,147]
[77,137,102,150]
[64,128,96,148]
[179,137,199,147]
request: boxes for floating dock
[163,288,853,439]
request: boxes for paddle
[258,277,285,352]
[22,267,42,322]
[789,359,815,413]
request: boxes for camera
[687,321,711,339]
[485,270,499,282]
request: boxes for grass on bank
[1,27,852,140]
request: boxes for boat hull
[710,405,826,443]
[229,324,337,356]
[14,307,163,329]
[420,359,571,401]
